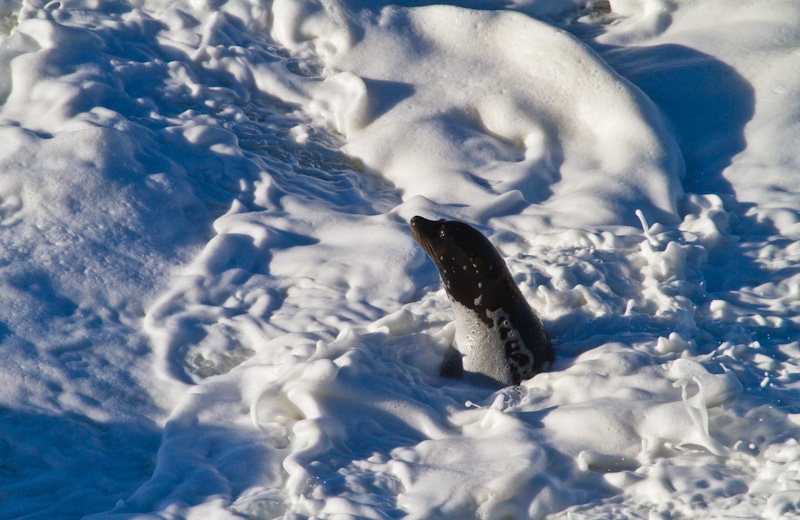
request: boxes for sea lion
[410,216,553,386]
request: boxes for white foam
[271,1,685,231]
[2,0,800,519]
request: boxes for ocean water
[1,0,800,518]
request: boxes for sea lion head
[410,216,510,312]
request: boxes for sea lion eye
[439,226,453,239]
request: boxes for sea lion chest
[450,297,521,386]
